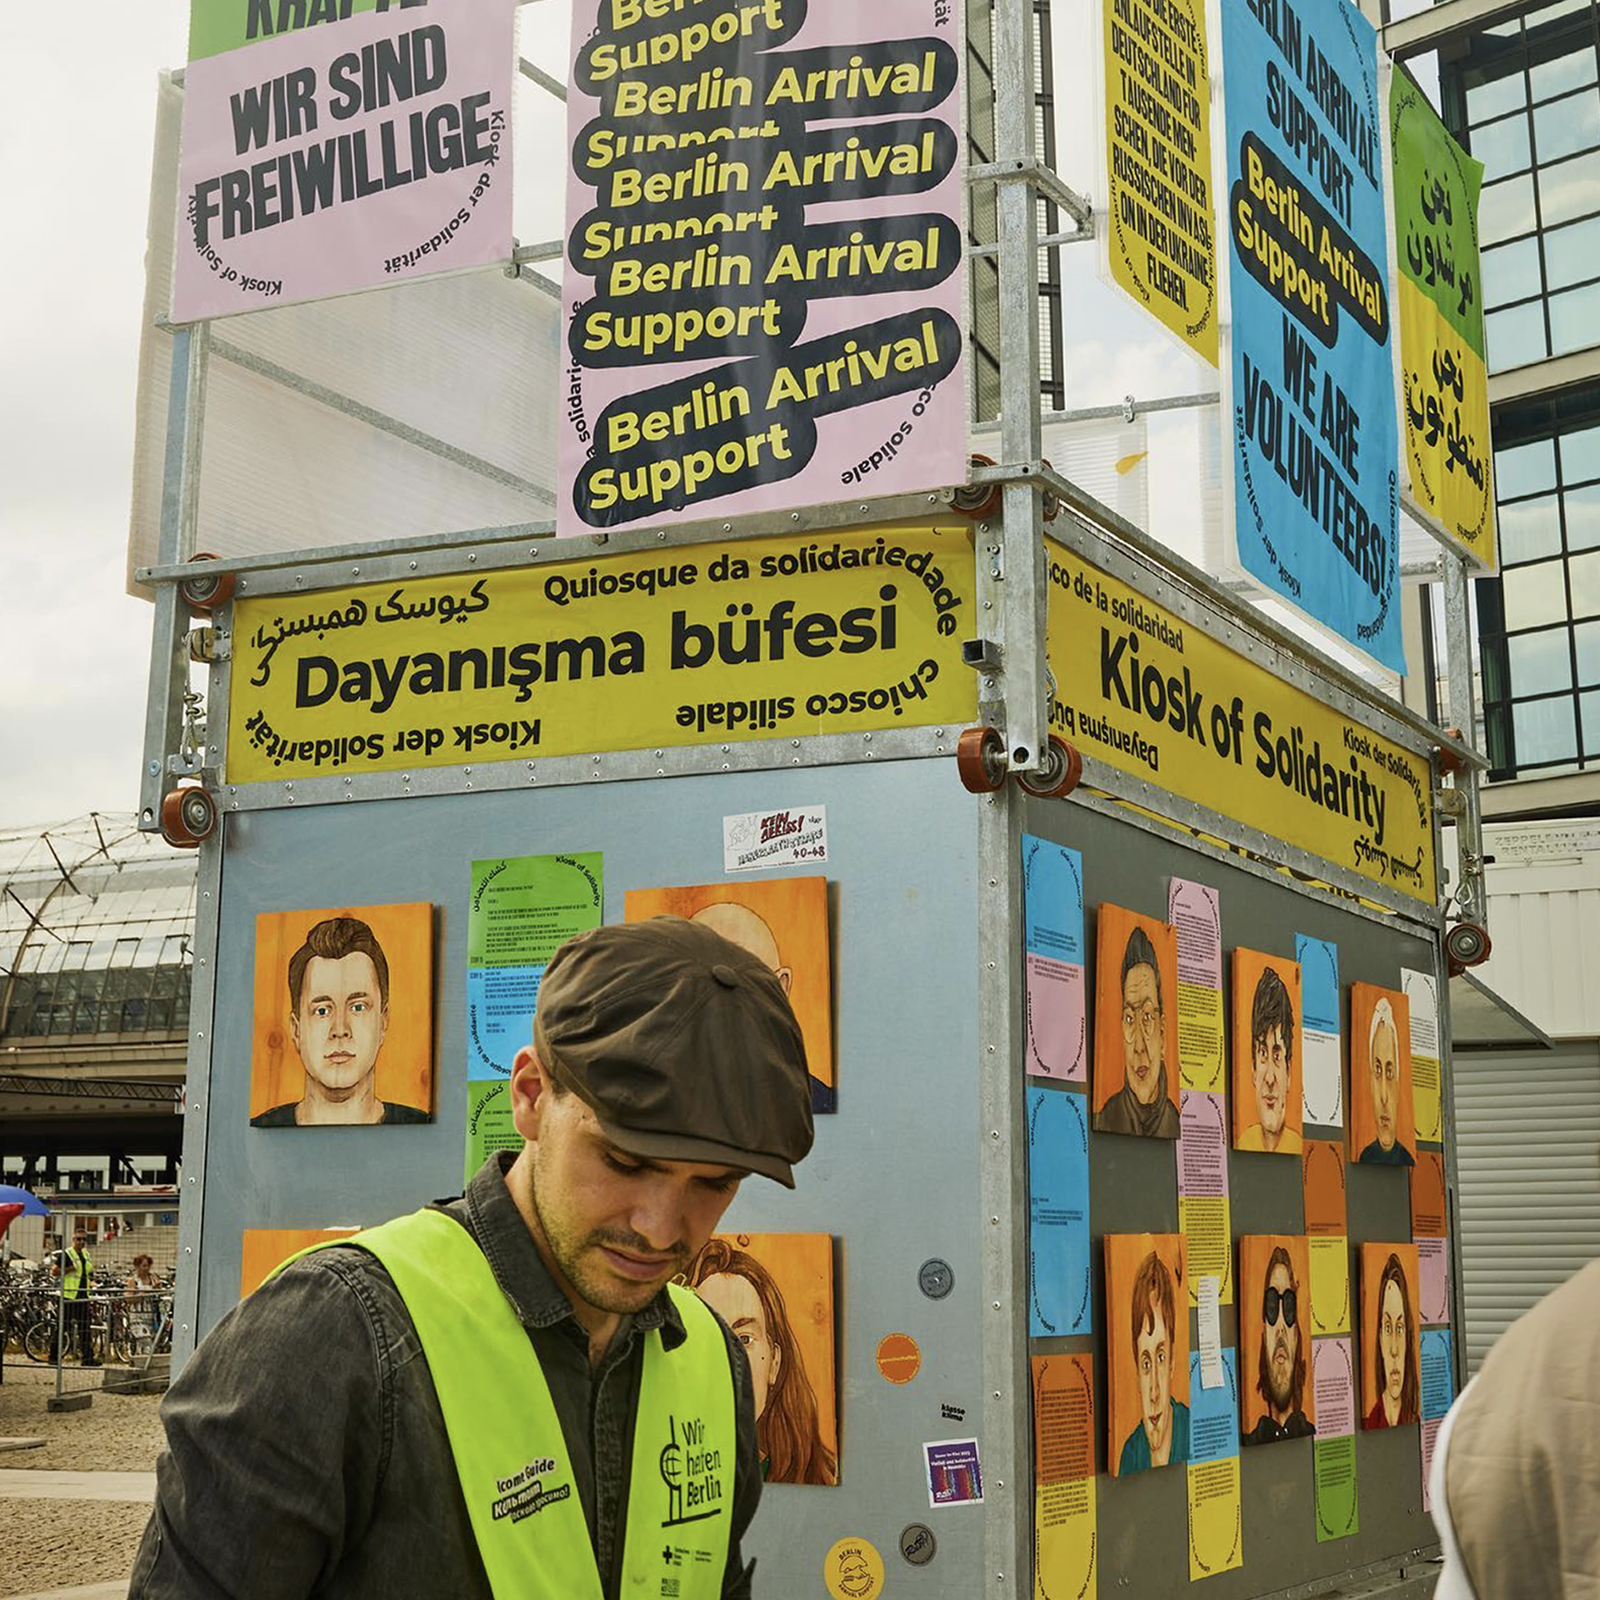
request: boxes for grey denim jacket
[129,1155,760,1598]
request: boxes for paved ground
[0,1364,162,1598]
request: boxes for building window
[1477,386,1600,775]
[1449,1,1600,373]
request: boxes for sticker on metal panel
[824,1537,886,1599]
[899,1523,937,1566]
[876,1333,922,1385]
[918,1258,953,1300]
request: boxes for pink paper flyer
[174,0,516,322]
[559,0,967,533]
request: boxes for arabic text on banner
[1101,0,1218,362]
[1222,0,1401,670]
[174,0,516,322]
[226,525,975,785]
[558,0,966,535]
[1392,70,1496,570]
[1044,539,1436,904]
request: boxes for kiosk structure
[130,0,1485,1594]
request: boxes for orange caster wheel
[160,785,219,848]
[179,554,235,615]
[956,726,1007,793]
[1436,729,1468,778]
[1445,920,1491,970]
[952,454,1002,521]
[1018,735,1082,798]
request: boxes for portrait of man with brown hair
[252,916,429,1128]
[1117,1248,1190,1474]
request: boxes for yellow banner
[226,525,976,785]
[1103,0,1218,364]
[1399,276,1497,569]
[1045,539,1436,905]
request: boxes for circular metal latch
[918,1258,954,1300]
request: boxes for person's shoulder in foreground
[1431,1254,1600,1600]
[131,915,816,1600]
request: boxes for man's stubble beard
[528,1149,692,1316]
[1266,1333,1296,1413]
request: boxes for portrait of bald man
[624,880,835,1113]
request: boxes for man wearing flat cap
[131,917,814,1600]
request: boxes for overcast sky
[1,6,191,830]
[0,2,1232,834]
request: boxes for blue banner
[1223,0,1400,669]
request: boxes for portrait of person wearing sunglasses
[1241,1239,1316,1446]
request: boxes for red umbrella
[0,1202,23,1240]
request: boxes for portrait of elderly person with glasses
[1096,921,1181,1140]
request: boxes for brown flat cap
[533,916,814,1186]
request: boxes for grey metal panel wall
[194,759,986,1594]
[1454,1040,1600,1373]
[1021,794,1444,1596]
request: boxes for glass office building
[1437,0,1600,778]
[0,816,191,1189]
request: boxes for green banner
[1391,69,1497,569]
[1392,72,1485,354]
[189,0,386,63]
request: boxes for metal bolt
[989,878,998,887]
[791,512,800,521]
[409,560,417,570]
[993,1391,1002,1400]
[468,553,477,563]
[992,1302,1001,1310]
[147,761,160,776]
[991,1216,999,1224]
[657,531,667,541]
[991,1129,1000,1139]
[351,567,360,577]
[723,523,732,532]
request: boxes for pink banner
[558,0,966,534]
[174,0,515,322]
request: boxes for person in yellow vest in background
[130,917,815,1599]
[59,1226,98,1367]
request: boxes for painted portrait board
[1349,984,1417,1167]
[683,1231,838,1486]
[1231,950,1304,1154]
[1359,1242,1422,1429]
[1093,906,1181,1139]
[625,878,834,1112]
[250,903,435,1128]
[1238,1235,1316,1445]
[1105,1233,1189,1477]
[239,1227,362,1297]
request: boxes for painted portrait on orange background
[1360,1243,1421,1429]
[239,1227,362,1297]
[1105,1233,1189,1476]
[249,903,435,1128]
[1093,906,1180,1138]
[624,877,834,1112]
[1231,950,1304,1155]
[1238,1235,1315,1446]
[1349,983,1416,1167]
[682,1232,838,1486]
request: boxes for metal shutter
[1454,1041,1600,1373]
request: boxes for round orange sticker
[876,1332,922,1385]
